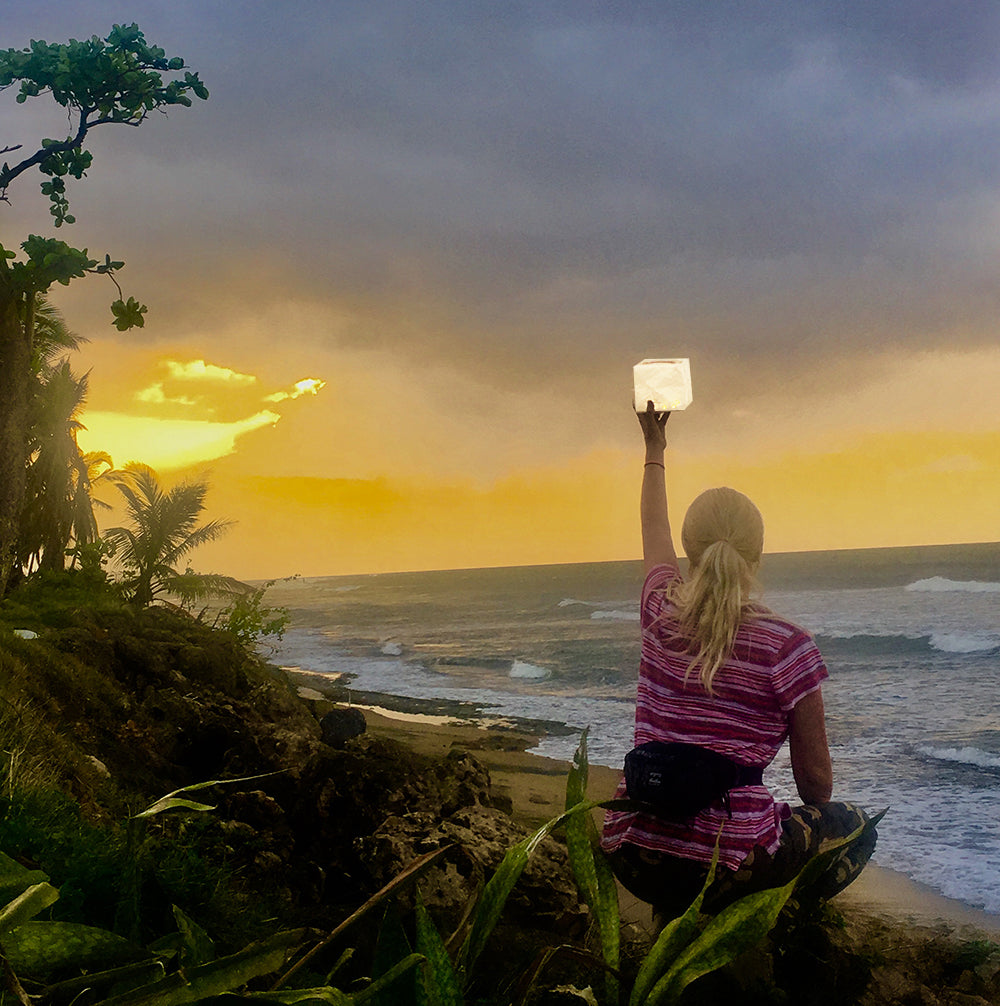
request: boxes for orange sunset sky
[4,3,998,579]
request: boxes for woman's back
[602,561,828,869]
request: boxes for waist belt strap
[735,764,765,788]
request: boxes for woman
[601,403,877,918]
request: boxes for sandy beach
[349,701,1000,940]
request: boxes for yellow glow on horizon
[191,428,999,579]
[70,336,998,579]
[80,410,281,471]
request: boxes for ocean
[263,542,1000,916]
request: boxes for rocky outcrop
[357,804,586,932]
[3,605,577,942]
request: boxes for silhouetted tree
[0,24,208,596]
[104,464,242,607]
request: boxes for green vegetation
[103,464,243,609]
[0,712,877,1006]
[0,24,277,647]
[0,22,208,597]
[215,580,292,649]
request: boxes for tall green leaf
[455,799,602,985]
[171,904,215,969]
[640,819,878,1005]
[0,882,59,935]
[0,851,49,904]
[564,730,620,1005]
[1,919,149,978]
[414,896,463,1006]
[99,928,309,1006]
[645,875,797,1005]
[589,825,621,1003]
[629,840,720,1006]
[372,901,415,1006]
[565,731,597,908]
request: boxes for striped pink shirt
[601,563,828,870]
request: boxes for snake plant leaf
[415,896,463,1006]
[98,928,309,1006]
[1,920,148,978]
[564,730,620,1005]
[0,882,60,936]
[629,839,720,1006]
[0,851,49,904]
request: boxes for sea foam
[906,577,1000,593]
[929,632,1000,654]
[509,659,551,680]
[916,745,1000,770]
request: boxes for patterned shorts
[605,801,879,920]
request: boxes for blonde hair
[666,487,765,693]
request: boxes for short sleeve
[771,631,829,712]
[641,563,681,629]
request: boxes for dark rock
[355,804,586,936]
[320,707,367,747]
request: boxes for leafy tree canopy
[0,23,208,325]
[1,23,208,223]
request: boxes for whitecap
[930,632,1000,654]
[906,577,1000,593]
[509,659,551,680]
[558,598,591,608]
[916,745,1000,770]
[381,641,403,656]
[591,610,641,622]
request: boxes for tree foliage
[0,23,207,598]
[1,23,209,223]
[104,464,239,607]
[12,298,110,578]
[0,22,208,319]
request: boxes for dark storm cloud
[4,1,1000,376]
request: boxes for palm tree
[104,464,243,607]
[31,296,86,371]
[3,297,93,587]
[19,359,110,573]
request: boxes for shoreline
[284,668,1000,939]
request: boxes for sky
[3,1,998,579]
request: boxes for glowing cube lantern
[632,358,693,413]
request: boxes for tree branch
[0,108,92,189]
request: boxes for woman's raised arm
[639,401,677,573]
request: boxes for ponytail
[663,486,766,694]
[667,539,757,693]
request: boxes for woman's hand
[638,400,670,454]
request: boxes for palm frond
[103,465,233,606]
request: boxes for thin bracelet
[644,460,665,468]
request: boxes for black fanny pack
[623,741,764,820]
